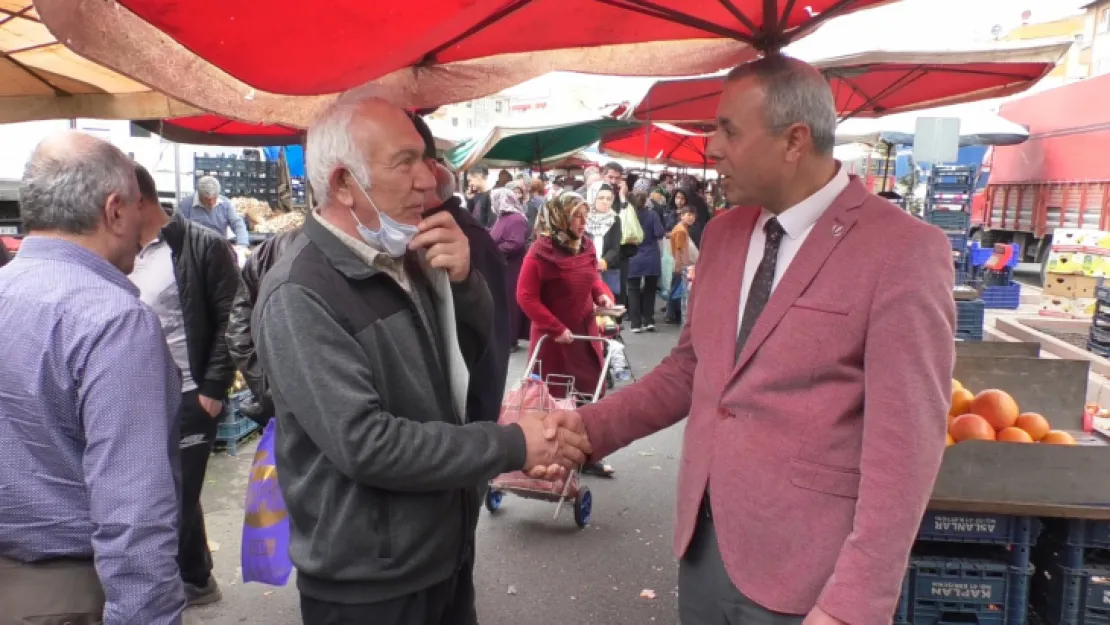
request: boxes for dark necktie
[735,218,786,361]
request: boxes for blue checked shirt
[0,237,185,625]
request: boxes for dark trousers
[627,275,659,328]
[0,555,104,625]
[179,390,219,588]
[300,557,477,625]
[665,271,684,323]
[679,501,804,625]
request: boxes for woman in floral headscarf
[490,187,531,352]
[517,192,616,476]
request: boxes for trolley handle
[524,334,620,405]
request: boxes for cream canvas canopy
[0,1,201,123]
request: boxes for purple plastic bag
[240,420,293,586]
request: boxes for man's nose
[706,131,724,161]
[413,159,436,191]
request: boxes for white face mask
[349,181,419,258]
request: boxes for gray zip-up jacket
[253,213,526,604]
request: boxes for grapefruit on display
[1015,413,1051,442]
[970,389,1020,430]
[1041,430,1078,445]
[949,414,997,442]
[997,427,1034,443]
[950,388,975,417]
[946,433,955,447]
[953,379,963,391]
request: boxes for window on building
[451,117,458,127]
[466,102,473,108]
[130,123,152,138]
[1099,7,1110,34]
[495,100,503,113]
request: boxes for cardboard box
[1051,228,1110,253]
[1045,251,1110,277]
[934,356,1110,519]
[1072,297,1099,319]
[1039,296,1076,318]
[1043,274,1102,299]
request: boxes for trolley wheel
[573,486,592,529]
[485,488,504,513]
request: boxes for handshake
[516,409,592,480]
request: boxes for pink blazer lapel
[699,208,759,386]
[728,179,871,382]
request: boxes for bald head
[20,130,139,235]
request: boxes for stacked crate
[925,165,976,287]
[1040,229,1110,320]
[970,243,1023,309]
[1032,519,1110,625]
[1089,287,1110,358]
[956,298,987,341]
[896,511,1039,625]
[193,153,280,208]
[216,390,260,456]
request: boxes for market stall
[444,115,636,171]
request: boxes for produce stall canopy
[445,116,637,171]
[601,123,716,168]
[36,0,893,115]
[134,115,304,147]
[628,40,1071,123]
[836,108,1031,148]
[0,0,198,123]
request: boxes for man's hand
[411,210,471,282]
[517,411,591,475]
[554,329,574,344]
[619,180,629,201]
[803,606,845,625]
[198,395,224,419]
[525,409,590,480]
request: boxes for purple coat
[490,211,530,342]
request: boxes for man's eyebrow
[717,117,732,129]
[391,147,423,163]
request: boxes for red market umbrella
[37,0,893,115]
[601,124,716,168]
[134,115,304,147]
[630,41,1071,123]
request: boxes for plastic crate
[1041,520,1110,568]
[982,282,1022,310]
[948,232,970,253]
[1032,552,1110,625]
[1092,325,1110,347]
[970,242,1022,268]
[1097,286,1110,307]
[957,299,986,341]
[909,556,1034,625]
[1089,341,1110,359]
[919,512,1041,552]
[927,210,971,232]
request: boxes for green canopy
[445,116,637,171]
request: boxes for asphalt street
[189,318,686,625]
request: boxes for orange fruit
[997,427,1034,443]
[1015,413,1051,442]
[970,389,1020,431]
[950,388,975,417]
[946,433,956,447]
[950,414,997,442]
[953,379,963,391]
[1041,430,1078,445]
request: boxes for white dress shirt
[738,165,850,331]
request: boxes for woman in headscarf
[585,181,624,297]
[517,192,617,477]
[625,191,666,333]
[490,187,531,352]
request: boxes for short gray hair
[19,131,138,235]
[306,98,372,199]
[727,55,837,155]
[196,176,221,199]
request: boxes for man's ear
[332,169,356,208]
[102,192,126,235]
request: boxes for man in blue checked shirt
[0,131,186,625]
[177,175,251,248]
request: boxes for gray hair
[196,176,221,199]
[306,98,372,198]
[727,55,837,155]
[19,131,138,235]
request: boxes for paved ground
[189,319,686,625]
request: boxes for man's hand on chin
[411,210,471,282]
[804,606,846,625]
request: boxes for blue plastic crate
[970,242,1022,268]
[1092,325,1110,347]
[216,412,259,456]
[1040,521,1110,569]
[957,299,986,341]
[948,232,970,253]
[919,512,1041,554]
[1032,554,1110,625]
[1089,341,1110,359]
[927,210,971,232]
[982,282,1022,310]
[909,557,1033,625]
[1098,286,1110,306]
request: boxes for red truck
[972,74,1110,273]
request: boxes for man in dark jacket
[130,163,239,606]
[253,96,585,624]
[225,228,300,424]
[464,164,494,228]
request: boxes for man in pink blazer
[537,56,955,625]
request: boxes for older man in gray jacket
[254,96,590,625]
[177,176,250,247]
